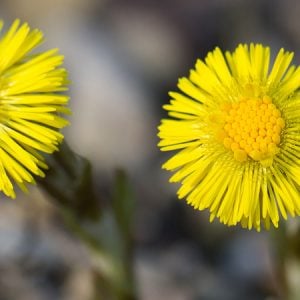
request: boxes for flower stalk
[40,143,137,300]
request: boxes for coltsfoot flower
[158,44,300,231]
[0,19,70,198]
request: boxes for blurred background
[0,0,299,299]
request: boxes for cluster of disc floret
[218,95,285,165]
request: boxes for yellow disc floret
[218,95,284,165]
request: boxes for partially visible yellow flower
[158,44,300,231]
[0,19,70,198]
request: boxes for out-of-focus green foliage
[39,142,136,300]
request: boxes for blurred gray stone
[0,189,93,300]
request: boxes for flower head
[158,44,300,231]
[0,19,70,198]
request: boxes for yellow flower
[158,44,300,231]
[0,19,70,198]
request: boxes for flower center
[218,95,285,165]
